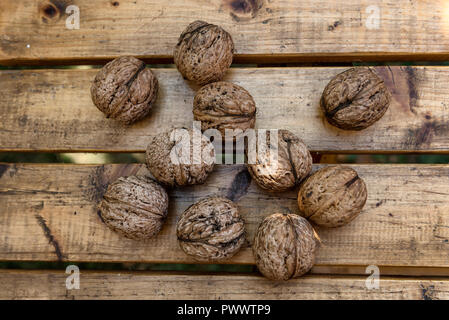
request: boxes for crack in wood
[420,284,436,300]
[35,214,65,262]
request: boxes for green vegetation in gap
[0,261,254,273]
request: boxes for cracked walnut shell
[247,130,312,192]
[145,128,216,186]
[174,21,234,85]
[193,81,256,136]
[321,67,391,130]
[91,56,159,124]
[253,213,319,281]
[298,166,367,227]
[98,175,169,240]
[177,197,246,261]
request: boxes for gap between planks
[5,53,449,67]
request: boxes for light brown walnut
[177,197,245,261]
[145,128,215,186]
[247,130,312,192]
[321,67,391,130]
[98,175,168,240]
[298,166,367,227]
[174,21,234,85]
[193,81,256,136]
[253,213,319,281]
[91,56,158,124]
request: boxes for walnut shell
[145,128,216,186]
[253,213,319,281]
[193,81,256,136]
[247,130,312,192]
[298,166,367,227]
[91,56,159,124]
[174,21,234,85]
[321,67,391,130]
[177,197,245,261]
[98,175,168,240]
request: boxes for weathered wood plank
[1,66,449,153]
[0,163,448,270]
[2,0,449,65]
[0,270,447,300]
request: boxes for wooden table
[0,0,449,300]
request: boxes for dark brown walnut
[177,197,245,261]
[298,166,367,227]
[321,67,391,130]
[253,213,319,281]
[193,81,256,136]
[174,21,234,85]
[98,175,169,240]
[247,130,312,192]
[145,128,216,186]
[91,56,159,124]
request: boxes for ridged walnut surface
[298,166,368,227]
[98,176,169,240]
[247,130,312,192]
[145,128,215,186]
[91,56,158,124]
[176,197,245,261]
[174,21,234,85]
[320,67,391,130]
[193,81,256,136]
[253,213,319,281]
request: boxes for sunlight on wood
[62,153,108,164]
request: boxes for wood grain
[0,270,447,300]
[2,1,449,65]
[2,66,449,153]
[0,163,448,271]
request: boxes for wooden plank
[1,66,449,153]
[0,270,448,300]
[0,163,448,271]
[2,1,449,65]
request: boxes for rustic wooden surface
[0,270,447,300]
[2,0,449,301]
[1,66,449,153]
[1,163,448,272]
[2,0,449,65]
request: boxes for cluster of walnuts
[92,20,390,281]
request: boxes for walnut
[98,175,168,240]
[321,67,391,130]
[177,197,245,261]
[91,56,158,124]
[193,81,256,136]
[253,213,319,281]
[298,166,367,227]
[145,128,216,186]
[174,21,234,85]
[247,130,312,192]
